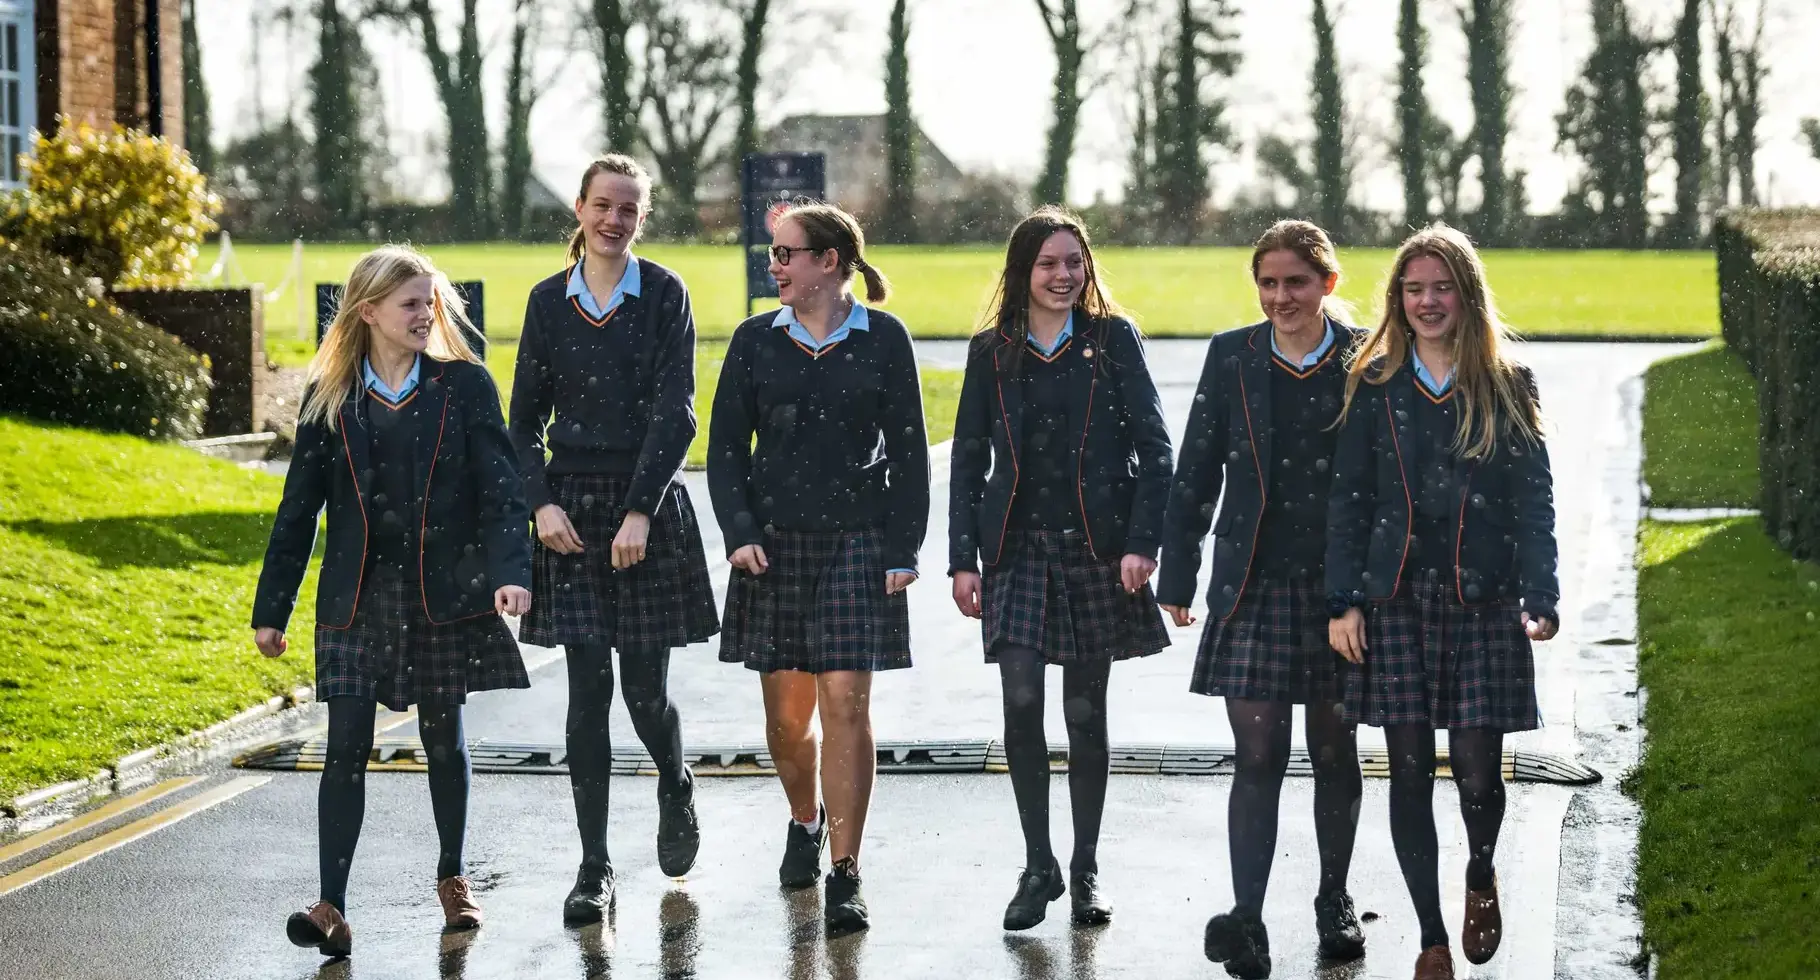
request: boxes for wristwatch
[1326,590,1366,619]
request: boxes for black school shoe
[1002,860,1065,931]
[1204,908,1271,979]
[824,858,869,935]
[1314,888,1366,960]
[779,806,828,889]
[1070,871,1113,925]
[657,773,702,877]
[562,865,616,925]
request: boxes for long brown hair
[976,206,1123,376]
[1339,224,1541,459]
[567,154,653,264]
[301,245,483,431]
[1249,219,1356,325]
[777,201,891,303]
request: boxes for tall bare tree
[501,0,571,236]
[1664,0,1704,244]
[730,0,774,170]
[879,0,917,242]
[1711,0,1769,207]
[1464,0,1514,243]
[634,0,737,237]
[383,0,491,238]
[1397,0,1427,228]
[1034,0,1084,207]
[591,0,638,153]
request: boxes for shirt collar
[1027,311,1075,356]
[773,300,871,351]
[1269,317,1336,368]
[566,254,642,318]
[362,354,421,402]
[1411,350,1454,395]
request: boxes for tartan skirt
[981,530,1170,664]
[520,474,720,651]
[1190,577,1346,703]
[313,566,528,711]
[1345,576,1540,732]
[719,528,912,673]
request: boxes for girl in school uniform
[252,245,532,957]
[949,206,1174,931]
[510,155,720,923]
[1326,224,1557,980]
[1158,220,1367,977]
[707,202,930,936]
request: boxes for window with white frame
[0,0,35,190]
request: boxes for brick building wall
[35,0,182,141]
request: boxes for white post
[293,238,309,343]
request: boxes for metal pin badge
[1082,346,1094,359]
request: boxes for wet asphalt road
[0,340,1694,979]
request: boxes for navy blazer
[948,315,1174,574]
[1157,319,1367,616]
[1324,360,1559,620]
[252,359,533,633]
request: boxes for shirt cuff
[887,567,918,576]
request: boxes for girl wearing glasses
[708,202,931,936]
[948,207,1174,931]
[509,155,720,923]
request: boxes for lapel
[337,396,372,492]
[414,361,450,501]
[1065,317,1101,451]
[993,329,1025,461]
[1240,323,1274,476]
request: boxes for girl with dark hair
[708,202,930,936]
[1327,224,1557,980]
[510,155,720,923]
[254,245,532,956]
[1159,220,1367,977]
[949,206,1174,931]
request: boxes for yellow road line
[0,776,271,899]
[0,777,203,867]
[376,707,418,734]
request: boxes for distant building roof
[699,113,969,205]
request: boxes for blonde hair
[1339,224,1541,459]
[1249,219,1357,325]
[568,155,654,264]
[300,245,483,431]
[777,202,891,303]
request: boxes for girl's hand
[254,628,288,659]
[1120,554,1157,594]
[731,544,769,575]
[886,570,918,595]
[1523,614,1558,642]
[1160,604,1196,628]
[611,511,651,570]
[536,504,585,554]
[1329,608,1366,664]
[495,585,531,616]
[952,571,983,618]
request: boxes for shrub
[3,121,222,288]
[0,238,211,439]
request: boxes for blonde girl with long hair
[253,245,533,958]
[1324,225,1558,980]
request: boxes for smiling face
[574,173,647,260]
[1399,254,1463,345]
[767,216,840,308]
[1254,248,1333,336]
[362,275,435,357]
[1027,230,1086,317]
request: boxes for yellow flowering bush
[3,121,222,289]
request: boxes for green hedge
[1712,211,1820,560]
[0,240,212,440]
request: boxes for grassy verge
[1641,343,1759,508]
[0,417,317,802]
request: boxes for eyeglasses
[768,244,826,265]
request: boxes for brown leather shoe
[1413,944,1455,980]
[1463,876,1502,964]
[286,901,353,957]
[437,875,484,930]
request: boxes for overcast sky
[194,0,1820,213]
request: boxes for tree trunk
[310,0,364,223]
[408,0,491,239]
[500,0,535,238]
[1310,0,1346,237]
[881,0,917,243]
[1035,0,1082,207]
[1667,0,1703,244]
[1397,0,1426,229]
[734,0,772,171]
[592,0,637,154]
[1466,0,1512,244]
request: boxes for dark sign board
[316,280,486,357]
[741,152,827,315]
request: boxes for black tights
[1224,699,1362,915]
[318,696,470,912]
[998,646,1112,873]
[566,644,688,872]
[1386,725,1507,948]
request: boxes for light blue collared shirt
[1411,351,1454,395]
[1269,318,1337,368]
[363,354,421,402]
[566,254,642,320]
[772,299,870,351]
[1027,311,1075,356]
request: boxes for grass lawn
[1641,343,1760,508]
[201,242,1719,367]
[0,416,317,802]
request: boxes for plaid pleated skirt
[313,566,529,711]
[1190,577,1346,702]
[981,530,1170,664]
[520,474,720,651]
[719,528,912,673]
[1346,576,1540,732]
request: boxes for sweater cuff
[524,473,553,512]
[1521,593,1558,624]
[1124,536,1160,561]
